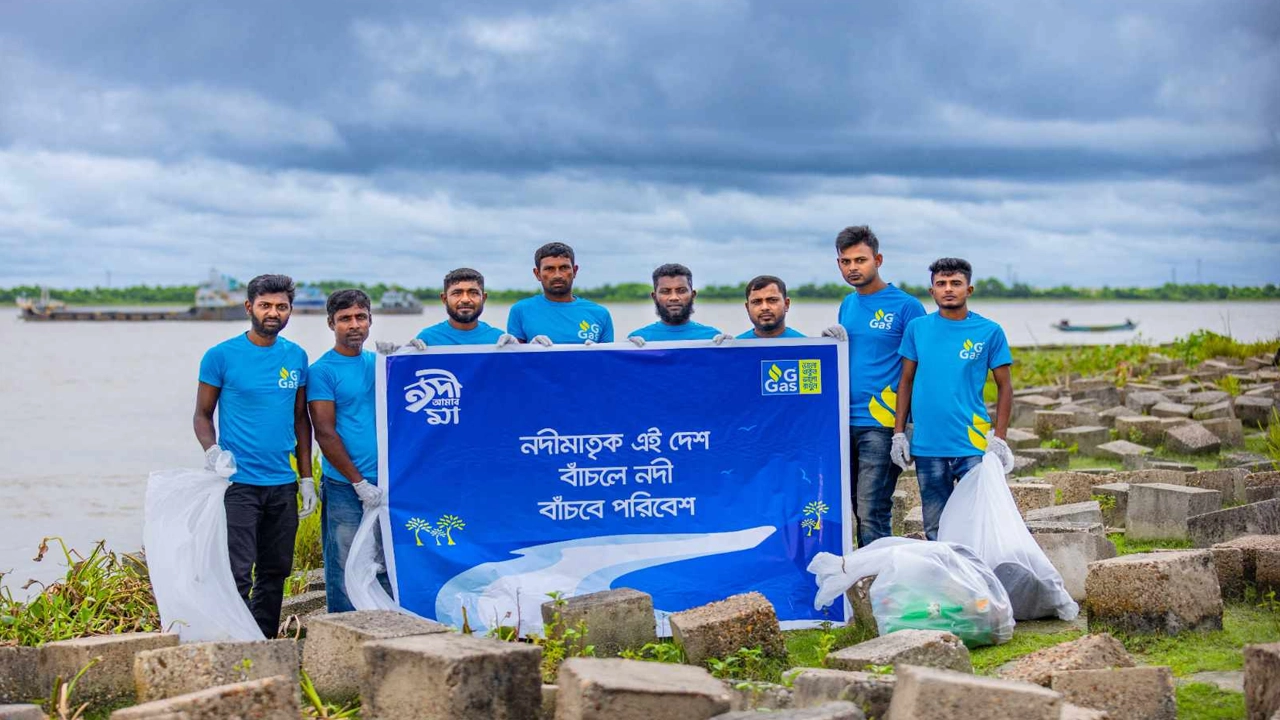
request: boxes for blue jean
[851,427,902,547]
[320,476,389,613]
[914,455,982,541]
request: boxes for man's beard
[446,304,483,324]
[655,300,693,324]
[754,316,782,333]
[250,313,285,337]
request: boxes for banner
[376,338,850,635]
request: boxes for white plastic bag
[809,536,1015,646]
[143,468,264,642]
[344,508,403,612]
[938,452,1079,621]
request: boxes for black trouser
[224,482,298,638]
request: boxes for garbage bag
[143,468,264,642]
[937,452,1079,621]
[345,507,402,612]
[808,536,1015,647]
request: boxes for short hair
[835,226,880,255]
[326,288,371,319]
[929,257,973,283]
[246,274,296,304]
[443,267,485,292]
[652,263,693,289]
[534,242,575,268]
[745,275,787,299]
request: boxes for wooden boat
[1052,319,1137,333]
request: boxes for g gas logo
[761,360,822,396]
[277,367,300,389]
[868,308,896,330]
[959,338,986,361]
[577,320,602,342]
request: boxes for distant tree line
[2,279,1277,306]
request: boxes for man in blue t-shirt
[628,264,724,344]
[195,274,312,638]
[835,226,927,547]
[736,275,806,339]
[307,289,391,612]
[506,242,614,345]
[412,268,513,347]
[892,257,1015,540]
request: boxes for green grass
[1176,683,1247,720]
[1116,600,1280,676]
[785,623,877,669]
[1108,534,1193,555]
[969,629,1086,675]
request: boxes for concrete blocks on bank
[885,665,1063,720]
[132,639,298,703]
[1163,423,1222,455]
[1126,483,1221,541]
[1186,468,1250,506]
[1050,666,1176,720]
[1026,501,1104,526]
[1052,426,1111,457]
[38,632,178,708]
[1084,551,1223,635]
[711,702,865,719]
[826,630,971,674]
[541,589,656,658]
[302,610,450,703]
[669,592,785,667]
[1188,499,1280,547]
[790,669,895,719]
[996,633,1133,687]
[1245,642,1280,720]
[555,657,732,720]
[110,675,297,719]
[0,647,40,705]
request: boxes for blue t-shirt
[629,320,721,341]
[838,284,927,427]
[506,294,614,344]
[198,334,308,486]
[415,321,504,346]
[735,327,806,339]
[899,311,1013,458]
[307,349,378,483]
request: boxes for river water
[1,299,1277,593]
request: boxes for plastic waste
[809,536,1015,647]
[345,507,424,619]
[937,452,1079,621]
[143,467,264,642]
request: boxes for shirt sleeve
[506,304,527,341]
[987,325,1013,369]
[901,294,928,326]
[197,346,225,387]
[599,309,615,343]
[307,363,335,402]
[295,347,309,387]
[898,319,919,361]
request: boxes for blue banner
[376,339,850,635]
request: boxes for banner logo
[403,368,463,425]
[761,360,822,396]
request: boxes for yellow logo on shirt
[960,338,986,361]
[278,367,300,389]
[868,386,897,427]
[577,320,602,341]
[869,309,896,330]
[967,414,991,451]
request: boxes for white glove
[203,444,237,479]
[584,339,596,346]
[890,432,912,470]
[352,479,384,509]
[496,333,519,348]
[712,333,734,346]
[298,480,318,518]
[629,336,646,348]
[986,432,1015,474]
[530,335,553,347]
[821,325,849,342]
[374,341,400,355]
[408,338,427,351]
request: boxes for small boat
[17,269,245,321]
[292,285,328,315]
[1052,318,1138,333]
[377,289,424,315]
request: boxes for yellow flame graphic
[963,339,974,351]
[579,320,590,331]
[769,364,782,382]
[279,367,289,380]
[874,309,885,320]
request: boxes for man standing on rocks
[194,274,313,638]
[506,242,614,346]
[891,257,1015,539]
[736,275,805,339]
[308,289,387,612]
[836,226,927,547]
[628,263,725,344]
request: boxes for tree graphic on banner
[437,514,466,546]
[804,500,829,531]
[406,517,431,546]
[801,518,818,537]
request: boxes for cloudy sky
[1,0,1277,290]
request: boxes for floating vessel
[377,289,424,315]
[1051,319,1137,333]
[291,285,329,315]
[17,269,245,322]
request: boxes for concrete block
[542,589,656,658]
[1006,427,1041,450]
[894,474,922,513]
[1051,666,1175,720]
[361,633,542,720]
[1188,499,1280,547]
[826,630,971,674]
[1246,642,1280,720]
[1164,423,1222,455]
[1052,426,1111,457]
[891,491,910,537]
[302,610,450,703]
[996,633,1134,687]
[886,665,1063,720]
[1109,469,1187,486]
[1249,486,1280,503]
[1223,452,1271,468]
[0,647,40,705]
[1091,483,1129,528]
[1015,396,1062,426]
[1013,455,1042,475]
[1043,473,1109,505]
[1061,703,1110,719]
[790,669,894,718]
[1126,483,1222,541]
[39,633,179,708]
[1208,545,1247,600]
[1115,416,1165,446]
[712,703,864,719]
[1125,391,1169,414]
[844,577,878,639]
[1186,468,1249,506]
[1218,535,1280,590]
[1095,440,1153,463]
[1075,385,1122,408]
[1097,405,1141,428]
[556,657,731,720]
[1150,402,1194,418]
[1200,417,1245,447]
[1186,390,1232,407]
[1019,448,1070,469]
[724,680,792,711]
[1030,528,1116,602]
[669,592,785,666]
[110,675,297,719]
[133,639,298,703]
[1026,501,1103,526]
[1248,471,1280,488]
[902,506,924,536]
[1192,401,1234,421]
[542,684,557,720]
[1036,411,1077,438]
[1236,396,1279,428]
[0,705,45,720]
[1084,551,1223,635]
[278,590,326,621]
[1008,483,1055,516]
